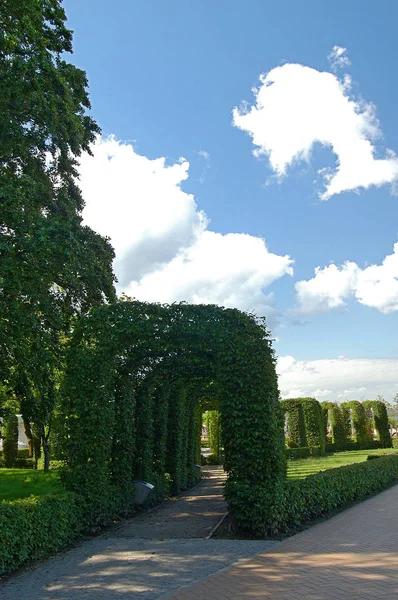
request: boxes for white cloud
[277,356,398,402]
[79,136,293,317]
[295,243,398,315]
[233,61,398,199]
[328,46,351,70]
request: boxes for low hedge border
[228,453,398,536]
[325,439,384,453]
[0,493,81,576]
[286,446,322,460]
[274,453,398,535]
[0,448,34,469]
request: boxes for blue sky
[63,0,398,400]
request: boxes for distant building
[0,415,28,449]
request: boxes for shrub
[250,454,398,536]
[205,452,224,465]
[393,439,398,449]
[286,447,311,459]
[2,413,18,468]
[0,493,81,575]
[285,446,322,460]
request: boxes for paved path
[0,467,276,600]
[167,483,398,600]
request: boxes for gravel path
[1,467,278,600]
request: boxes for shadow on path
[0,466,277,600]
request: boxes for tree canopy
[0,0,116,467]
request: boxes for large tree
[0,0,116,468]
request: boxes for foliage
[321,402,332,440]
[0,0,116,470]
[363,400,392,448]
[285,446,322,460]
[299,398,325,454]
[281,398,325,454]
[344,401,373,448]
[61,301,284,533]
[280,399,307,448]
[326,440,383,453]
[0,493,80,575]
[203,452,224,465]
[340,404,352,440]
[2,412,18,467]
[272,454,398,535]
[329,403,347,451]
[203,410,222,462]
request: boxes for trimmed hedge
[326,439,383,453]
[63,301,285,533]
[280,399,307,448]
[330,404,347,451]
[300,398,325,454]
[286,446,322,460]
[363,400,392,448]
[0,494,81,575]
[343,401,371,448]
[2,413,18,467]
[233,453,398,536]
[0,448,34,469]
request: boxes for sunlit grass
[0,469,62,501]
[287,447,397,480]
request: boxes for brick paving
[166,484,398,600]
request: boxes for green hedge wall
[0,494,81,576]
[249,454,398,536]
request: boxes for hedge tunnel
[281,397,325,454]
[61,301,286,534]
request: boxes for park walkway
[0,466,275,600]
[167,483,398,600]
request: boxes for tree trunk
[23,419,34,457]
[42,437,50,471]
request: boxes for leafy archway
[61,301,285,533]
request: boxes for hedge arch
[363,401,392,448]
[321,402,348,450]
[280,399,307,448]
[61,301,285,534]
[300,398,326,454]
[344,401,370,448]
[281,398,325,454]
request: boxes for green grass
[287,447,398,480]
[0,469,63,502]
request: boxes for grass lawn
[287,447,398,480]
[0,469,62,502]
